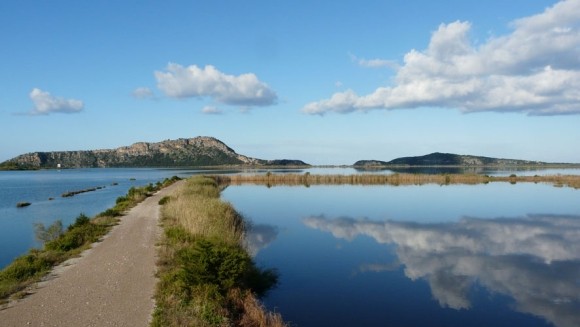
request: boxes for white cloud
[29,88,84,115]
[304,1,580,116]
[201,105,223,115]
[132,87,154,99]
[155,63,277,107]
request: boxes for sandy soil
[0,181,182,327]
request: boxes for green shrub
[68,213,90,230]
[45,223,101,252]
[175,238,278,296]
[97,208,121,217]
[116,195,128,204]
[178,239,251,293]
[158,196,171,205]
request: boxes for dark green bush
[116,195,128,204]
[97,208,121,217]
[158,196,171,205]
[176,238,278,296]
[68,213,90,230]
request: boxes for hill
[0,137,309,169]
[354,152,552,167]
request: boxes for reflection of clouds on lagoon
[303,214,580,327]
[244,223,279,256]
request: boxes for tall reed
[214,173,580,189]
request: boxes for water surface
[0,168,192,268]
[223,183,580,327]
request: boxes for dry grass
[162,184,245,246]
[214,173,580,189]
[229,289,287,327]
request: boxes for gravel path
[0,181,182,327]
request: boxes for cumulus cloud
[201,105,223,115]
[155,63,277,107]
[29,88,84,115]
[304,1,580,116]
[304,214,580,326]
[132,87,154,99]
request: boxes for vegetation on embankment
[0,176,181,304]
[214,173,580,189]
[153,176,287,327]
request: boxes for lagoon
[2,167,580,326]
[223,183,580,327]
[0,168,196,268]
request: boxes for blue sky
[1,0,579,165]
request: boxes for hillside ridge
[354,152,562,167]
[1,136,308,169]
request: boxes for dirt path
[0,181,182,327]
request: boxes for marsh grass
[215,173,580,189]
[154,176,286,327]
[0,176,181,303]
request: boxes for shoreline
[0,180,182,326]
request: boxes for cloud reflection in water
[303,214,580,327]
[244,223,280,257]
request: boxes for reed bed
[214,173,580,189]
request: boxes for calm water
[223,183,580,327]
[0,168,198,268]
[2,168,580,326]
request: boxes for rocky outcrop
[2,137,268,169]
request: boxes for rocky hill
[354,152,550,167]
[1,137,309,169]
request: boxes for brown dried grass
[214,173,580,189]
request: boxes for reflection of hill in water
[303,214,580,327]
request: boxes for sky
[1,0,580,165]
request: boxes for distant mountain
[264,159,309,166]
[354,152,552,167]
[0,137,309,169]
